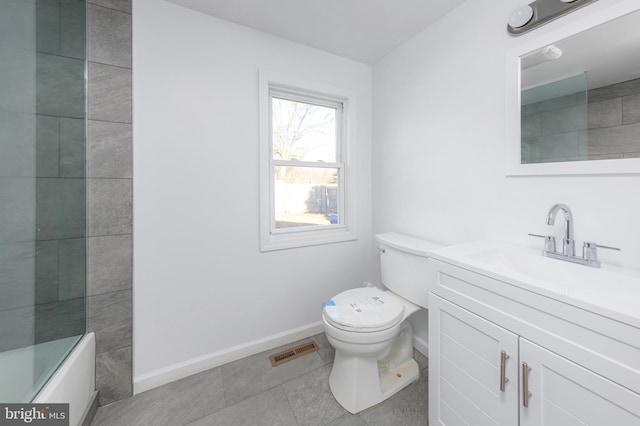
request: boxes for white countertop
[427,240,640,329]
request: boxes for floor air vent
[269,340,319,367]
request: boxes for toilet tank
[376,233,441,309]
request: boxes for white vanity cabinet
[428,258,640,426]
[519,338,640,426]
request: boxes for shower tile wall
[86,0,133,405]
[0,0,86,353]
[522,78,640,162]
[584,78,640,159]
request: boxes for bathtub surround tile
[93,366,225,425]
[35,297,84,344]
[588,78,640,103]
[525,77,640,161]
[87,121,132,178]
[0,306,35,352]
[522,92,584,117]
[86,0,133,405]
[542,104,587,135]
[96,346,132,405]
[283,363,344,426]
[36,177,85,240]
[0,0,36,51]
[87,290,132,354]
[0,110,36,178]
[87,178,132,236]
[587,153,625,161]
[533,131,579,162]
[36,114,60,178]
[88,62,132,123]
[88,4,132,68]
[60,0,86,59]
[35,239,59,304]
[59,118,85,177]
[187,388,298,426]
[88,0,132,14]
[221,338,326,406]
[36,53,85,118]
[521,113,542,139]
[36,0,61,55]
[588,98,622,129]
[0,46,38,114]
[0,242,36,311]
[0,178,36,243]
[623,93,640,124]
[87,234,132,296]
[58,238,86,300]
[584,122,640,156]
[35,0,83,60]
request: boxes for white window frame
[259,71,357,251]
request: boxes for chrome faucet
[545,203,574,257]
[529,204,621,268]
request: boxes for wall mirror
[505,2,640,175]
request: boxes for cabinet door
[429,295,519,426]
[519,338,640,426]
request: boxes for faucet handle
[528,233,556,253]
[583,242,621,252]
[583,241,621,264]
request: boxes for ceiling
[521,8,640,100]
[165,0,466,64]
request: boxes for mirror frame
[505,0,640,176]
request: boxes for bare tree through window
[271,96,341,228]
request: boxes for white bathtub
[34,333,97,426]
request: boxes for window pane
[272,97,337,162]
[274,166,339,229]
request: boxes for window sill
[260,226,356,252]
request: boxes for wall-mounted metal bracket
[507,0,598,36]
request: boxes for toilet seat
[323,287,405,332]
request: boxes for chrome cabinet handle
[500,350,510,392]
[522,362,531,407]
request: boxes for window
[259,73,356,251]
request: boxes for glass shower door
[0,0,86,402]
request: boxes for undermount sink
[427,240,640,325]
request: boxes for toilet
[322,232,440,414]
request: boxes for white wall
[133,0,373,390]
[373,0,640,343]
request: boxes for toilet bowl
[321,233,440,414]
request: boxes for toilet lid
[323,287,404,332]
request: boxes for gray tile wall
[522,78,640,163]
[32,0,86,350]
[584,78,640,159]
[86,0,133,405]
[0,0,87,354]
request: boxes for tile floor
[91,333,429,425]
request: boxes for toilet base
[329,352,419,414]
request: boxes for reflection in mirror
[520,9,640,164]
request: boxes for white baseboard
[134,322,324,395]
[413,335,429,357]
